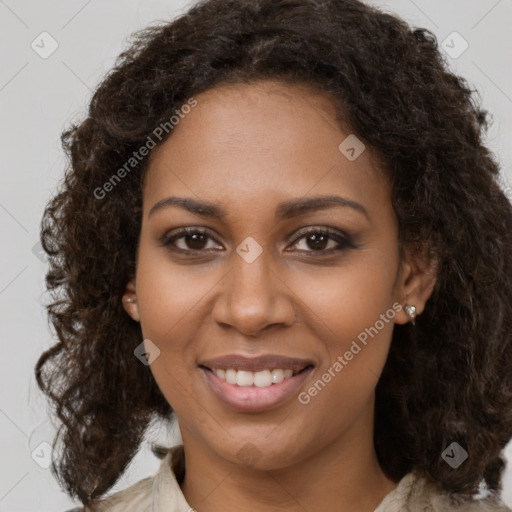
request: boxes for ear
[394,246,437,325]
[122,278,140,322]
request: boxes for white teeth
[254,370,272,387]
[236,370,254,387]
[212,368,296,387]
[225,369,237,385]
[271,369,284,384]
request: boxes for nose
[211,250,296,336]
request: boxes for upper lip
[199,354,315,373]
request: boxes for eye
[160,226,354,255]
[287,227,353,253]
[160,227,223,253]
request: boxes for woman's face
[124,80,422,471]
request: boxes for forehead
[143,80,390,218]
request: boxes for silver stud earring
[124,297,137,303]
[404,304,417,325]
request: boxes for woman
[35,0,512,510]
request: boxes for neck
[179,405,398,512]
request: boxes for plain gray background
[1,1,511,510]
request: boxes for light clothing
[84,444,511,512]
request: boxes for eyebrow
[148,195,370,221]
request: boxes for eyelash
[159,226,355,256]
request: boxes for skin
[123,80,437,512]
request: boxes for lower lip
[199,366,314,413]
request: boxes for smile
[199,364,314,412]
[208,368,295,387]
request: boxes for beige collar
[90,444,510,512]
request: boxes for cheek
[135,249,216,342]
[296,281,396,431]
[134,245,227,411]
[292,252,398,409]
[294,248,398,346]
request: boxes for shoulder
[84,476,154,512]
[376,472,512,512]
[83,444,188,512]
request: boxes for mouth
[197,355,315,412]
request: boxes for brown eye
[182,232,208,250]
[304,233,330,250]
[288,227,353,253]
[161,228,223,253]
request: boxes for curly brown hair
[35,0,512,506]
